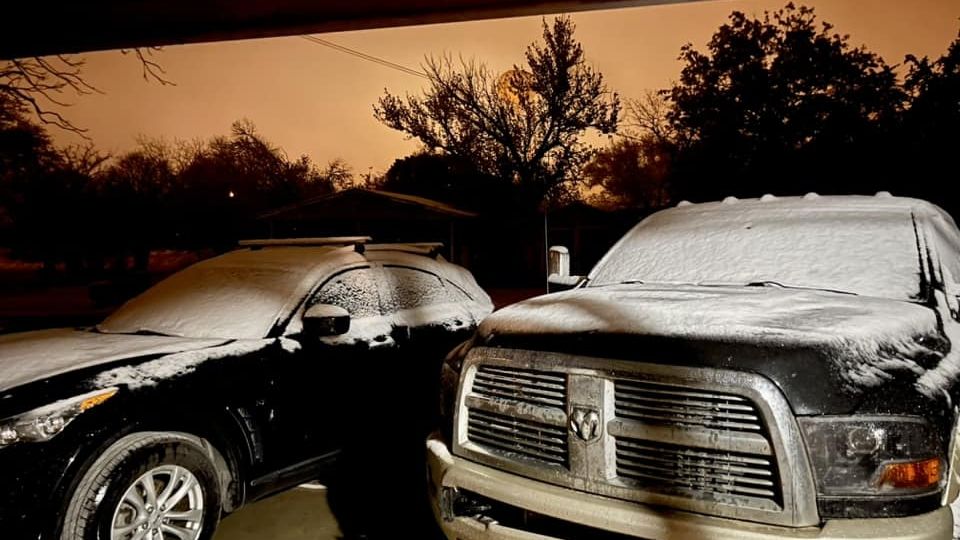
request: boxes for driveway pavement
[214,485,342,540]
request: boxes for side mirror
[303,304,351,337]
[547,245,583,291]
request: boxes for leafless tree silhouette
[0,48,172,136]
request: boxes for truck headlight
[798,416,944,496]
[0,388,118,448]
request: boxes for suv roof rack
[362,242,444,257]
[238,236,372,249]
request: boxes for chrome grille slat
[479,366,566,385]
[615,381,751,403]
[470,366,568,408]
[471,382,564,407]
[615,379,764,433]
[615,437,773,467]
[615,399,761,423]
[473,378,566,398]
[615,409,762,431]
[467,432,567,464]
[615,466,777,498]
[615,392,757,412]
[467,411,567,448]
[615,446,773,478]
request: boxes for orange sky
[48,0,959,177]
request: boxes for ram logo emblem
[569,407,602,443]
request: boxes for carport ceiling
[1,0,708,59]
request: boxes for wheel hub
[111,464,204,540]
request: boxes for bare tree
[623,90,677,145]
[0,48,172,135]
[60,143,111,175]
[321,158,355,190]
[375,16,619,207]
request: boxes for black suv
[0,238,492,539]
[430,195,960,540]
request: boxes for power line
[300,35,428,79]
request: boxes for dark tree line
[589,4,960,212]
[373,6,959,218]
[0,102,349,275]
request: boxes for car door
[260,265,394,482]
[376,265,479,431]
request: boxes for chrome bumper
[428,434,954,540]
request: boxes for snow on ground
[0,329,227,393]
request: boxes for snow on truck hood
[0,328,228,393]
[479,285,945,391]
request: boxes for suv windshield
[98,263,311,340]
[589,206,923,301]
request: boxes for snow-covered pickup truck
[430,194,960,540]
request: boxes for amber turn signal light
[79,388,118,412]
[877,458,942,490]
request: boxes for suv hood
[478,285,950,414]
[0,328,228,393]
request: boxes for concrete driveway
[214,485,342,540]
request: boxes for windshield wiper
[745,280,858,296]
[746,280,787,288]
[93,326,180,337]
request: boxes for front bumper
[427,435,953,540]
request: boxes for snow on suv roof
[99,244,485,340]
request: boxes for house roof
[258,188,478,221]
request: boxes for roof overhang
[2,0,709,60]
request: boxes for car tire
[60,431,222,540]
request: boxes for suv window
[380,266,470,313]
[309,267,381,318]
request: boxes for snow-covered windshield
[99,261,313,339]
[589,207,923,301]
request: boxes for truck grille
[454,351,817,527]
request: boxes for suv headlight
[798,416,944,497]
[0,388,118,448]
